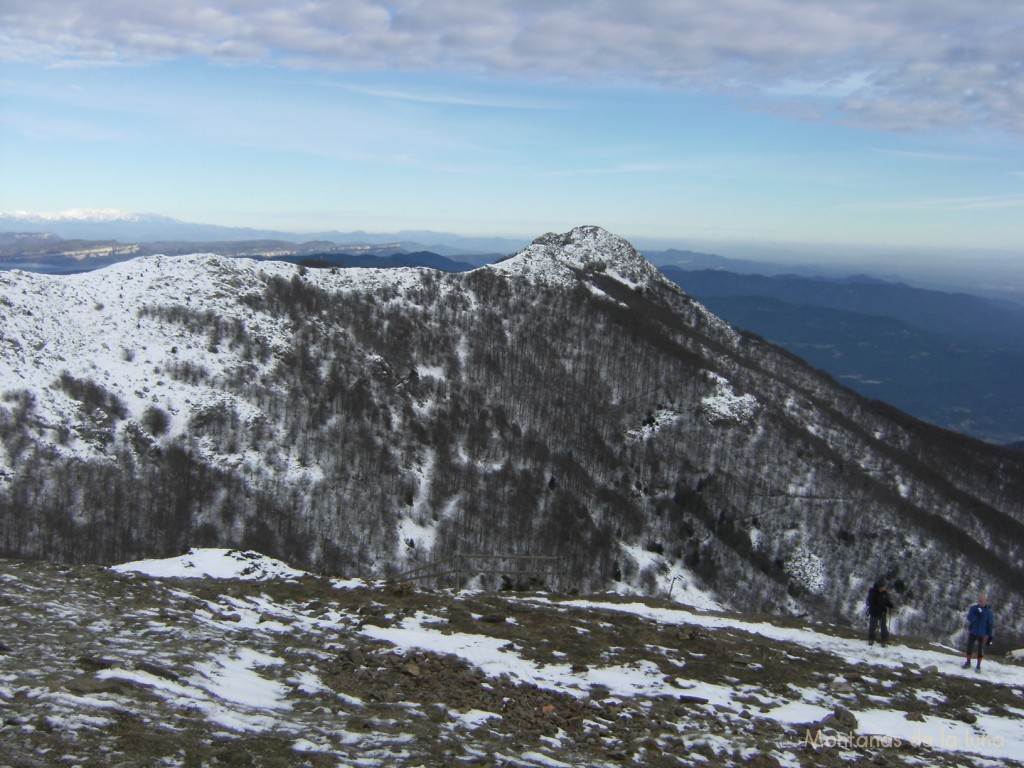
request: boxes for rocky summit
[2,551,1024,767]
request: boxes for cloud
[841,195,1024,212]
[4,0,1024,136]
[321,82,558,110]
[869,149,985,163]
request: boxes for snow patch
[784,548,826,594]
[624,407,679,442]
[110,548,309,580]
[700,371,759,425]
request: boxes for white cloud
[840,194,1024,212]
[3,0,1024,135]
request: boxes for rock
[478,612,507,623]
[676,695,710,706]
[77,653,120,671]
[1005,648,1024,665]
[919,665,938,675]
[402,662,422,677]
[588,684,610,700]
[957,712,978,724]
[386,581,413,597]
[0,641,11,654]
[136,660,179,682]
[905,711,925,722]
[66,675,145,695]
[821,706,858,730]
[347,648,367,666]
[426,704,448,723]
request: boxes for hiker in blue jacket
[963,593,995,671]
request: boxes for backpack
[865,586,878,615]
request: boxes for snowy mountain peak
[1,208,171,224]
[490,225,665,290]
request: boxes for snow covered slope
[111,547,309,580]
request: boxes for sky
[2,0,1024,264]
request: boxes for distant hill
[661,268,1024,343]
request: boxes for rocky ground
[1,553,1023,767]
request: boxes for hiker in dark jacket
[963,594,995,671]
[866,579,894,646]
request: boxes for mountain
[644,247,833,277]
[659,269,1024,445]
[0,209,528,255]
[3,550,1024,767]
[660,269,1024,344]
[1,226,1022,646]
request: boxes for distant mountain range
[0,209,526,257]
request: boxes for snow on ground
[353,593,1024,762]
[0,252,449,477]
[624,407,679,442]
[110,547,309,580]
[783,548,827,594]
[700,370,759,424]
[6,549,1024,765]
[528,598,1024,760]
[614,542,723,611]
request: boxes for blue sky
[2,0,1024,264]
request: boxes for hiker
[963,593,995,671]
[866,579,894,646]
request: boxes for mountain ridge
[0,209,528,255]
[0,227,1021,645]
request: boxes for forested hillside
[1,226,1022,642]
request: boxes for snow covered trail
[546,597,1024,687]
[364,593,1024,763]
